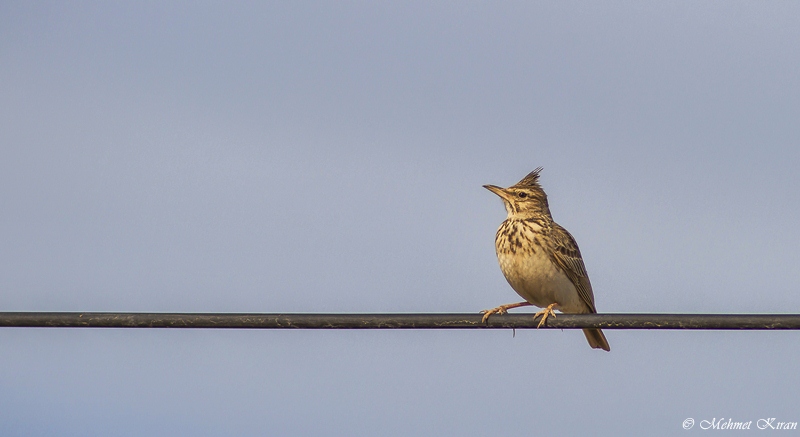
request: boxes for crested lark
[482,168,610,351]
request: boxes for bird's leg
[534,303,559,328]
[480,301,532,323]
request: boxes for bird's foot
[480,301,532,323]
[480,306,508,323]
[534,303,558,328]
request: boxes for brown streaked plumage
[482,168,610,351]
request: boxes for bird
[481,167,610,351]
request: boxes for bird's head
[484,167,551,219]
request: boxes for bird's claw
[534,304,558,328]
[480,306,508,324]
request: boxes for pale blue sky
[2,1,799,435]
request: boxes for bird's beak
[483,184,512,202]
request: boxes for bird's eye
[517,192,527,198]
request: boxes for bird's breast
[494,221,585,312]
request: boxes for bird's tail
[583,328,610,351]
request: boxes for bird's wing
[549,223,597,313]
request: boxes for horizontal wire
[1,312,800,329]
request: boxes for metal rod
[1,313,800,329]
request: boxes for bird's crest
[512,167,543,188]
